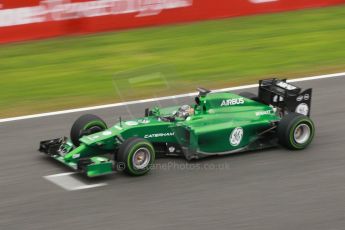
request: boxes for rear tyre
[70,114,107,146]
[238,92,260,102]
[117,137,155,176]
[277,113,315,150]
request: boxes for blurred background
[1,2,345,230]
[1,0,345,118]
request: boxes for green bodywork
[45,92,281,176]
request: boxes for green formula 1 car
[39,78,315,177]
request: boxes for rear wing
[258,78,312,116]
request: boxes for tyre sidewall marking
[127,141,155,175]
[289,118,315,149]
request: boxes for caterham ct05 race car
[39,78,315,177]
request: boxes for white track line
[70,184,108,190]
[44,172,76,177]
[44,172,107,191]
[1,71,345,123]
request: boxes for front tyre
[117,137,155,176]
[277,113,315,150]
[70,114,107,146]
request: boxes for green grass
[1,5,345,118]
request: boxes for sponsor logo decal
[168,146,175,153]
[304,94,310,101]
[208,109,215,114]
[296,95,303,102]
[125,121,138,126]
[221,97,245,107]
[256,110,272,116]
[249,0,278,3]
[297,93,310,102]
[229,127,243,146]
[138,119,150,124]
[114,125,123,130]
[276,81,297,90]
[144,132,174,138]
[295,103,309,116]
[102,131,112,136]
[273,95,284,102]
[87,135,100,140]
[0,0,193,27]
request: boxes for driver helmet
[176,105,194,119]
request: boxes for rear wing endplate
[258,78,312,116]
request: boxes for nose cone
[79,128,119,146]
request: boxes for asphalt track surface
[1,77,345,230]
